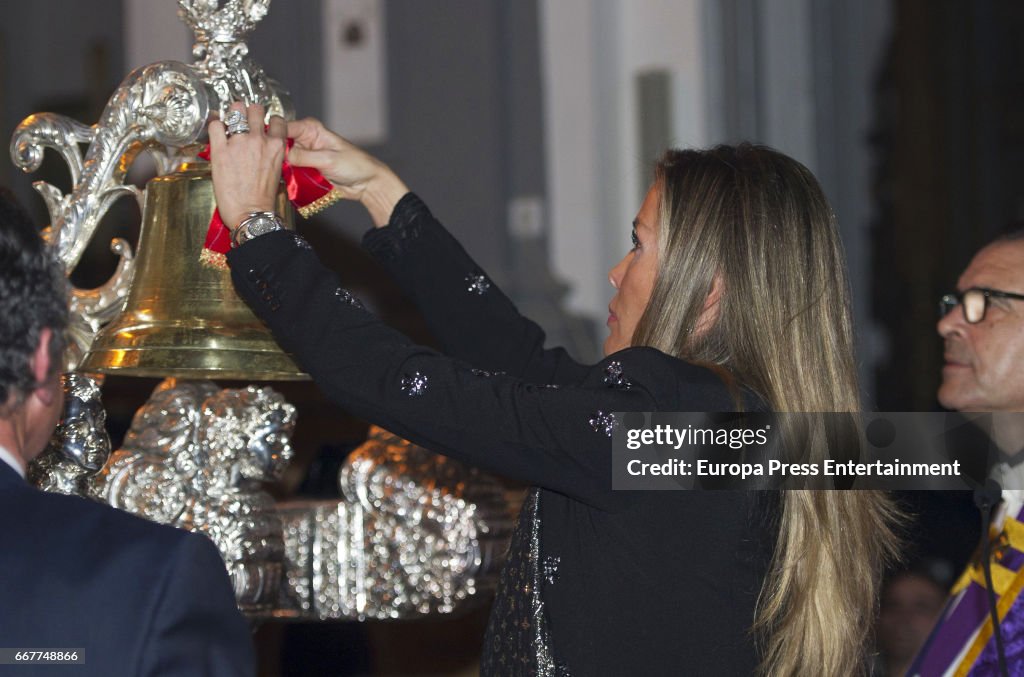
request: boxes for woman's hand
[287,117,408,227]
[208,102,286,231]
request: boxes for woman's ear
[693,274,724,336]
[705,274,724,309]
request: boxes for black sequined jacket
[228,193,777,676]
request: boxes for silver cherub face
[200,385,296,484]
[30,374,111,494]
[55,380,110,472]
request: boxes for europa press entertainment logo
[610,411,1009,491]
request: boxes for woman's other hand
[208,102,286,230]
[287,117,408,227]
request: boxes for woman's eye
[631,228,640,250]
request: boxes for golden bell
[80,162,308,380]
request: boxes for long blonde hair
[632,145,901,676]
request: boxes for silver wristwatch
[232,211,284,247]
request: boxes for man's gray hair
[0,188,68,411]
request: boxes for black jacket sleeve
[361,193,588,385]
[227,229,687,509]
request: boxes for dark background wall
[871,0,1024,410]
[0,0,124,197]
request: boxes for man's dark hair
[0,188,67,409]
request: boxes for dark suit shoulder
[1,484,209,595]
[0,480,253,677]
[16,484,190,551]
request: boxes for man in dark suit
[0,189,255,676]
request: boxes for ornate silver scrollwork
[10,61,210,365]
[12,61,208,270]
[10,1,294,362]
[91,379,295,614]
[31,377,512,619]
[28,374,111,496]
[9,113,94,187]
[64,238,135,371]
[274,426,513,621]
[179,0,292,118]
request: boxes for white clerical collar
[0,443,26,479]
[990,461,1024,528]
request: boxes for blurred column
[122,0,191,70]
[540,0,712,327]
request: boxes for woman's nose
[609,254,629,289]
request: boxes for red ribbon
[198,139,340,268]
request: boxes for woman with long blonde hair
[210,102,899,675]
[637,147,902,674]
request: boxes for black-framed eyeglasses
[938,287,1024,324]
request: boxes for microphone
[974,478,1003,512]
[974,478,1009,677]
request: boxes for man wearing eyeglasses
[937,230,1024,414]
[909,230,1024,677]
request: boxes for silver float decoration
[28,374,111,496]
[179,0,292,118]
[73,381,510,621]
[90,379,294,614]
[275,426,513,620]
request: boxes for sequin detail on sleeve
[471,368,506,378]
[400,372,429,396]
[466,272,491,295]
[542,556,561,585]
[334,288,365,309]
[602,361,632,389]
[588,411,617,437]
[291,233,313,250]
